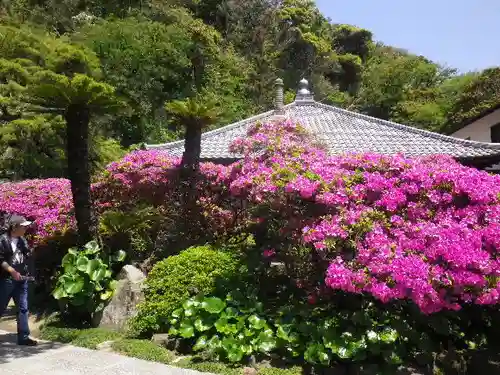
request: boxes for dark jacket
[0,234,31,279]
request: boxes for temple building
[146,79,500,171]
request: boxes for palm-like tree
[29,71,120,244]
[165,96,220,176]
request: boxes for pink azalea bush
[2,119,500,315]
[224,121,500,313]
[0,178,74,245]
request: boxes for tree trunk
[65,104,96,245]
[179,122,203,239]
[181,122,202,174]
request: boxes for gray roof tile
[146,101,500,161]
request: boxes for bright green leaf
[84,240,100,254]
[201,297,226,314]
[179,322,194,338]
[248,315,266,330]
[193,335,208,351]
[100,289,113,300]
[52,286,67,300]
[63,275,85,295]
[194,318,212,332]
[75,256,89,272]
[114,250,126,262]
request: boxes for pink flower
[263,249,276,258]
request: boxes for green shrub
[111,339,175,364]
[52,240,126,322]
[130,245,241,336]
[167,293,412,367]
[99,206,164,263]
[168,295,276,363]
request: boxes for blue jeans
[0,278,30,341]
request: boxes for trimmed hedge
[129,245,241,336]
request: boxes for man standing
[0,215,37,346]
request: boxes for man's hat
[9,215,33,227]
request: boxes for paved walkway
[0,330,209,375]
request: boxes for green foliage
[169,295,276,362]
[167,294,408,366]
[112,339,175,364]
[0,0,499,178]
[52,240,126,317]
[446,67,500,132]
[0,24,124,179]
[99,205,164,261]
[176,359,242,375]
[39,321,123,349]
[165,96,221,131]
[130,245,241,336]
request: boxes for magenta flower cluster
[225,121,500,313]
[2,119,500,314]
[0,178,74,244]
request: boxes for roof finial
[270,77,287,122]
[274,78,284,114]
[295,78,314,103]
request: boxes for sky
[315,0,500,73]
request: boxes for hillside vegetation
[0,0,498,179]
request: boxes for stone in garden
[152,333,171,346]
[96,340,115,352]
[93,265,146,330]
[242,367,258,375]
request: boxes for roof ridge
[146,108,280,150]
[311,102,500,151]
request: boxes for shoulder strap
[0,234,11,254]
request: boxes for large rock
[93,265,146,330]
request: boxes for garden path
[0,330,211,375]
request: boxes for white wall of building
[451,108,500,142]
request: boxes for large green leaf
[87,259,107,281]
[255,329,277,353]
[171,308,183,318]
[84,240,100,254]
[61,253,76,271]
[68,248,78,256]
[215,317,230,333]
[193,335,208,351]
[75,255,89,272]
[52,286,67,300]
[183,298,200,309]
[207,335,221,351]
[113,249,127,262]
[179,322,195,338]
[224,307,239,318]
[100,289,114,300]
[201,297,226,314]
[304,343,330,364]
[109,280,118,290]
[194,318,212,332]
[63,275,85,295]
[248,315,266,330]
[222,337,244,362]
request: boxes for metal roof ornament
[295,78,314,103]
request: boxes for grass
[111,338,175,364]
[176,358,242,375]
[37,316,305,375]
[39,325,123,349]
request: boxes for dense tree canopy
[0,0,498,180]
